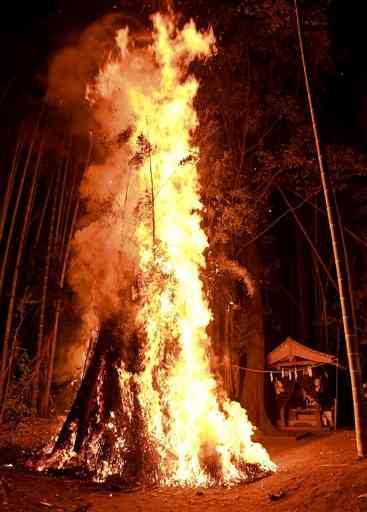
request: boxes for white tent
[267,336,337,368]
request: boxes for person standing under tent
[274,378,289,427]
[312,377,335,430]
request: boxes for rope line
[220,361,344,374]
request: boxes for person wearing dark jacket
[313,377,334,429]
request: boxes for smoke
[46,12,149,138]
[217,255,255,297]
[51,15,159,385]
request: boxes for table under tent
[267,337,338,431]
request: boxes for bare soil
[1,420,367,512]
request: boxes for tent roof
[267,336,337,368]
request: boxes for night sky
[0,1,366,148]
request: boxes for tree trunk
[241,241,273,432]
[294,0,367,457]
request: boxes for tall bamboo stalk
[313,254,329,351]
[294,0,367,456]
[0,300,27,422]
[0,128,24,243]
[54,142,71,253]
[59,166,76,254]
[0,121,41,298]
[278,186,337,291]
[335,324,341,431]
[34,172,55,247]
[39,136,92,415]
[0,137,43,418]
[334,187,358,334]
[286,186,367,250]
[0,336,18,422]
[39,199,79,416]
[33,169,59,411]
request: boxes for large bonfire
[36,12,275,486]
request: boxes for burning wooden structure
[33,12,275,487]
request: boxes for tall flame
[127,14,274,485]
[38,12,275,487]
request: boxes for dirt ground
[1,420,367,512]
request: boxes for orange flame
[83,12,275,486]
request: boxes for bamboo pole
[286,186,367,250]
[237,187,323,256]
[39,136,92,415]
[33,167,59,411]
[39,199,79,416]
[34,172,55,247]
[54,141,72,253]
[294,0,367,457]
[334,188,358,337]
[0,335,18,423]
[60,142,74,239]
[334,324,340,431]
[0,137,43,417]
[60,165,77,255]
[0,120,41,298]
[278,186,338,291]
[0,128,24,243]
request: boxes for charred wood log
[38,318,159,486]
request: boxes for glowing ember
[35,12,275,487]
